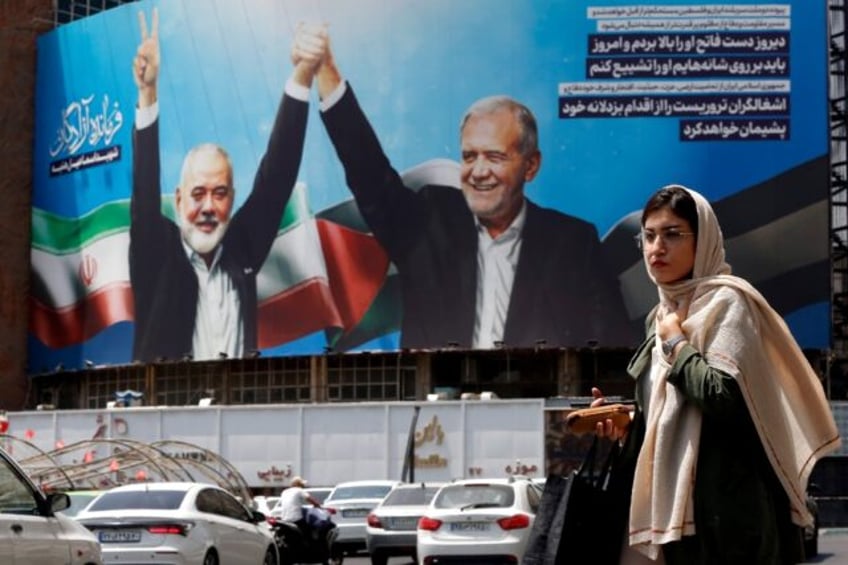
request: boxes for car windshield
[329,485,393,501]
[256,496,278,511]
[383,486,440,506]
[306,489,331,505]
[87,490,186,511]
[433,484,514,509]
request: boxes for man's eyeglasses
[634,229,696,250]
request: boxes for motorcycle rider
[277,476,323,535]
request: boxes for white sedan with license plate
[75,482,278,565]
[365,482,442,565]
[417,477,543,564]
[323,480,400,557]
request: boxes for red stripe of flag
[28,281,135,348]
[30,220,391,351]
[316,218,390,333]
[257,278,342,348]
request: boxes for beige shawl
[628,185,841,560]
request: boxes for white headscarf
[628,185,841,560]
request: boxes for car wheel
[264,545,279,565]
[329,555,344,565]
[203,549,219,565]
[369,550,387,565]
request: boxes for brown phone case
[565,404,633,435]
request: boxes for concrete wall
[5,399,547,488]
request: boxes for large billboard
[30,1,831,372]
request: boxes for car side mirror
[251,509,267,523]
[49,492,71,513]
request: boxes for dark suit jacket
[129,93,308,362]
[321,85,634,349]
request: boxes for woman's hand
[656,300,688,341]
[590,387,629,441]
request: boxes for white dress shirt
[472,203,526,349]
[134,77,311,360]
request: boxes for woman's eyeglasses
[634,229,695,250]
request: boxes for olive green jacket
[625,323,804,565]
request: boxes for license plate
[342,509,368,518]
[388,517,418,530]
[449,521,490,532]
[99,530,142,543]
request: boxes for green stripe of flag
[328,276,401,351]
[31,185,311,254]
[32,201,133,255]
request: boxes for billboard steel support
[53,0,135,27]
[831,0,848,367]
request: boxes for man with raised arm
[292,24,634,350]
[130,12,319,362]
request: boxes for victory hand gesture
[134,8,159,106]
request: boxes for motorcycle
[273,507,340,565]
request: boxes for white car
[417,477,543,564]
[365,482,443,565]
[323,480,401,557]
[76,481,278,565]
[58,490,102,519]
[251,495,280,517]
[0,447,102,565]
[305,486,333,506]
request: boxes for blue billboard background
[30,0,830,372]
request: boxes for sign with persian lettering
[29,0,830,372]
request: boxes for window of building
[230,356,311,404]
[430,349,561,399]
[326,353,415,401]
[54,0,131,26]
[86,365,146,409]
[472,349,560,398]
[155,360,223,406]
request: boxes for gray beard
[180,219,229,256]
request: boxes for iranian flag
[30,200,135,348]
[29,183,391,354]
[29,159,458,360]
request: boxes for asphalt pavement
[810,528,848,563]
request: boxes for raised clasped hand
[291,21,329,70]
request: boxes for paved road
[344,557,413,564]
[341,529,848,564]
[808,529,848,563]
